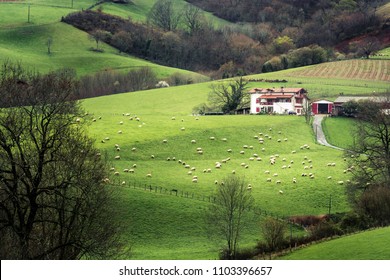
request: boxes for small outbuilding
[311,100,333,115]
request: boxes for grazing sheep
[221,138,227,142]
[245,165,249,169]
[146,173,152,178]
[191,140,196,144]
[327,176,332,180]
[279,190,284,194]
[293,178,297,183]
[207,168,212,173]
[171,117,176,120]
[123,169,129,173]
[132,147,136,152]
[129,169,135,173]
[227,149,232,153]
[282,165,287,169]
[116,147,120,151]
[249,157,255,161]
[256,157,262,161]
[276,180,281,184]
[338,181,344,185]
[261,148,266,152]
[151,155,155,159]
[114,171,120,176]
[291,150,296,154]
[273,173,278,177]
[210,136,215,140]
[185,164,191,169]
[132,164,137,168]
[191,167,196,171]
[101,140,105,143]
[192,178,198,183]
[198,150,203,155]
[115,155,120,160]
[181,127,185,131]
[215,163,222,169]
[240,151,245,154]
[232,170,236,174]
[167,157,171,161]
[187,171,193,175]
[110,167,115,171]
[266,178,272,182]
[118,130,122,134]
[243,145,248,149]
[121,181,126,186]
[119,121,123,125]
[264,170,270,174]
[214,180,218,184]
[163,139,168,143]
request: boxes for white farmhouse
[249,87,309,115]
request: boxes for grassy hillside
[322,117,356,149]
[0,1,206,78]
[279,226,390,260]
[80,80,354,259]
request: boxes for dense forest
[64,0,389,78]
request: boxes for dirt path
[312,115,344,150]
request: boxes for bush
[357,185,390,227]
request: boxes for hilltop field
[0,0,390,260]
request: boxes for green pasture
[0,21,203,77]
[279,226,390,260]
[81,82,354,259]
[322,117,356,149]
[94,0,231,28]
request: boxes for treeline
[62,0,385,79]
[187,0,384,47]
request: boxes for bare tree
[182,4,205,34]
[206,175,255,260]
[261,217,287,254]
[89,29,109,51]
[0,62,120,259]
[208,77,249,114]
[147,0,182,31]
[346,94,390,224]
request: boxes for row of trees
[64,3,347,78]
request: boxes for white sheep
[273,173,278,177]
[264,170,270,174]
[279,190,284,194]
[114,171,120,176]
[210,136,215,140]
[338,181,344,185]
[293,178,297,183]
[146,173,152,178]
[191,140,196,144]
[266,178,272,182]
[114,155,120,160]
[132,147,136,152]
[192,178,198,183]
[276,180,281,184]
[129,169,135,173]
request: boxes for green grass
[322,117,356,149]
[0,21,205,78]
[81,81,354,259]
[95,0,232,27]
[0,1,207,78]
[279,226,390,260]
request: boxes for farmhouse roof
[333,96,381,103]
[312,99,334,104]
[249,87,306,94]
[260,94,294,99]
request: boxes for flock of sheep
[89,113,352,196]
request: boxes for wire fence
[109,178,287,221]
